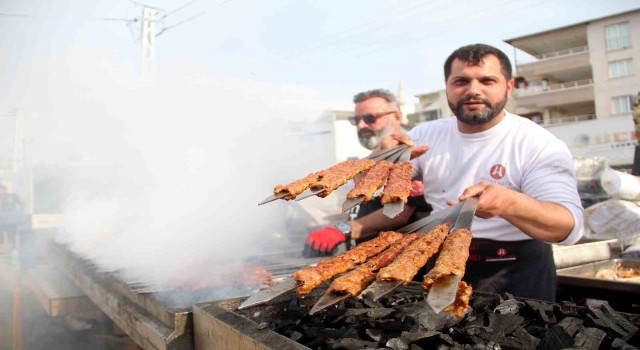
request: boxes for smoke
[15,54,341,291]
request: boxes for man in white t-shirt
[346,43,585,301]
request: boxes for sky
[1,0,640,288]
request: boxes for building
[505,9,639,126]
[411,90,452,126]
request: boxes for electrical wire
[0,12,136,22]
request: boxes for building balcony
[516,46,591,79]
[543,113,597,126]
[512,79,594,108]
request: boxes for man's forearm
[501,192,575,243]
[348,205,415,241]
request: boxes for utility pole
[632,91,640,175]
[141,6,157,84]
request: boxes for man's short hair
[353,89,398,107]
[444,43,513,82]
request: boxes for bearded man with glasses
[350,89,403,151]
[302,89,430,258]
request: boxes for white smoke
[15,54,342,290]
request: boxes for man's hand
[447,181,575,243]
[446,181,514,219]
[302,227,346,257]
[380,134,429,159]
[410,180,424,197]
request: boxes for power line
[277,0,455,61]
[0,12,136,22]
[161,0,199,20]
[156,12,204,37]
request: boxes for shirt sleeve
[521,138,585,245]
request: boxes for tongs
[258,144,412,206]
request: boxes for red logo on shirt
[490,164,506,179]
[497,248,507,257]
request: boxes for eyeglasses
[347,111,396,126]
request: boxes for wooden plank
[26,267,99,317]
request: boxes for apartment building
[505,9,640,125]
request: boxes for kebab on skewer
[376,223,451,284]
[310,158,376,198]
[293,231,403,296]
[328,233,420,297]
[346,160,394,203]
[443,281,473,318]
[381,161,413,205]
[422,227,473,317]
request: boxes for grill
[194,284,640,350]
[50,242,321,350]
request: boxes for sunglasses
[347,111,396,126]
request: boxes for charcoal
[333,337,380,350]
[537,324,575,350]
[290,331,303,342]
[557,317,584,337]
[574,327,607,349]
[387,337,410,350]
[374,318,415,332]
[399,330,441,344]
[611,338,638,350]
[366,328,383,342]
[487,312,524,335]
[494,299,525,315]
[525,300,556,324]
[602,303,640,341]
[511,327,540,349]
[587,305,639,342]
[558,301,585,318]
[418,307,459,331]
[321,326,354,339]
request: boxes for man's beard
[449,93,508,125]
[358,125,394,150]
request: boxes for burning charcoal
[323,306,348,324]
[257,321,269,330]
[486,312,525,335]
[574,327,607,349]
[471,294,501,312]
[363,296,384,309]
[493,299,525,315]
[601,303,640,341]
[537,324,575,350]
[525,300,556,324]
[556,316,583,337]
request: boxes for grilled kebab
[422,228,472,291]
[328,233,419,297]
[376,223,450,284]
[293,231,403,296]
[381,161,413,204]
[346,160,393,202]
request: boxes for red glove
[410,180,424,197]
[302,226,346,258]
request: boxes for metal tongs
[258,144,412,206]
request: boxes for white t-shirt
[408,112,584,245]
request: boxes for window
[612,95,634,114]
[609,58,634,78]
[419,109,441,122]
[606,22,631,51]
